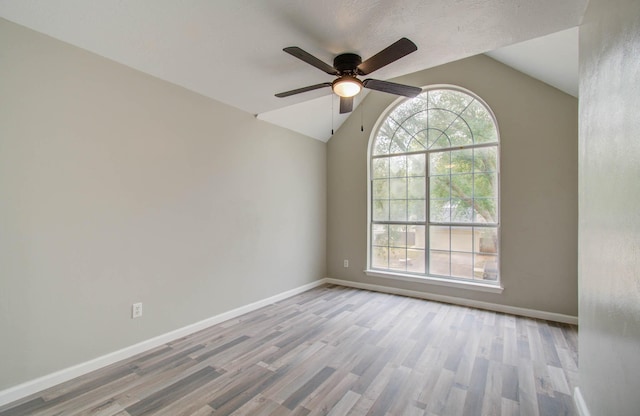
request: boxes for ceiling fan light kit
[332,76,362,98]
[275,38,421,114]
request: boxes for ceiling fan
[275,38,422,114]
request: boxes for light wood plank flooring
[0,285,579,416]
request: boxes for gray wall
[327,55,578,316]
[0,19,326,390]
[578,0,640,413]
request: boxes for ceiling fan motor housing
[333,53,362,75]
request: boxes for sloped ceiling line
[0,0,586,141]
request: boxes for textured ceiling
[0,0,587,141]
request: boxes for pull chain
[331,95,334,135]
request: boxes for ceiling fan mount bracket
[333,53,362,75]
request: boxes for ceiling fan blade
[275,82,332,98]
[356,38,417,75]
[363,79,422,97]
[339,96,353,114]
[283,47,339,75]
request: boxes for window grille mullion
[425,152,430,275]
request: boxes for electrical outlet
[344,259,349,268]
[132,302,143,319]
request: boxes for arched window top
[372,87,498,156]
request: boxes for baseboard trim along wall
[0,277,578,407]
[573,387,591,416]
[0,279,326,408]
[324,277,579,325]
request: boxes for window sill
[364,270,504,294]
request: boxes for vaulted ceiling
[0,0,587,141]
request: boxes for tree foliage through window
[370,87,500,282]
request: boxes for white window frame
[365,85,503,293]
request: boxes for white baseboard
[574,387,591,416]
[325,277,578,325]
[0,279,326,408]
[0,277,577,408]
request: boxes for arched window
[368,86,500,285]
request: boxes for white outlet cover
[132,303,143,318]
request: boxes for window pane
[451,173,473,196]
[473,198,497,223]
[429,176,450,199]
[408,133,428,152]
[450,198,473,223]
[450,149,473,174]
[389,156,407,177]
[372,158,389,178]
[404,110,429,136]
[475,228,498,254]
[428,108,457,133]
[372,199,389,221]
[407,249,425,273]
[374,117,398,153]
[474,147,497,173]
[408,200,426,221]
[429,89,473,113]
[391,129,412,153]
[446,118,473,147]
[451,227,473,252]
[408,177,425,199]
[430,199,450,222]
[474,173,497,198]
[409,225,426,249]
[451,252,473,278]
[373,136,390,156]
[407,154,426,176]
[430,226,450,250]
[430,151,451,175]
[475,254,498,281]
[461,100,498,144]
[389,178,407,199]
[389,200,407,221]
[372,246,389,269]
[430,131,452,149]
[389,225,407,248]
[429,250,450,275]
[372,224,389,246]
[391,99,415,117]
[372,179,389,199]
[389,247,408,271]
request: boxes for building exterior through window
[368,86,500,284]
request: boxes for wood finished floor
[0,285,579,416]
